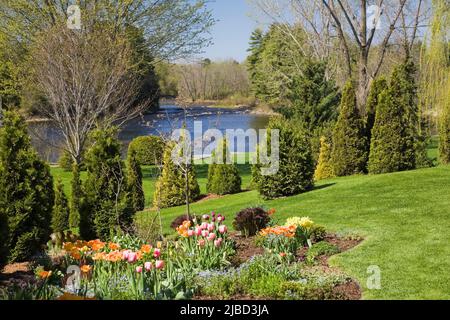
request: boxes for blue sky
[201,0,259,63]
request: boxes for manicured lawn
[50,145,450,299]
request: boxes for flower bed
[0,211,363,300]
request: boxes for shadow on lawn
[312,183,335,192]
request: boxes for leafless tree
[30,25,153,164]
[249,0,430,113]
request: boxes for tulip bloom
[207,233,216,241]
[195,227,202,236]
[198,239,206,247]
[217,216,223,222]
[153,248,161,258]
[155,260,165,270]
[127,252,138,263]
[187,229,195,237]
[202,214,209,220]
[144,262,153,271]
[200,222,208,230]
[201,230,209,237]
[218,225,227,234]
[207,223,215,232]
[214,239,222,247]
[136,266,143,273]
[122,250,131,260]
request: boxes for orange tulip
[81,265,92,273]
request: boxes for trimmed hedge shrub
[52,179,70,233]
[369,62,419,174]
[153,142,200,208]
[314,136,335,181]
[331,81,368,176]
[80,127,133,240]
[69,164,82,229]
[128,136,164,165]
[0,110,55,262]
[252,117,315,199]
[207,139,241,195]
[365,77,388,146]
[233,207,271,237]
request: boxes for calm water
[28,105,271,163]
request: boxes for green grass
[50,149,450,299]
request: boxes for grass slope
[50,161,450,299]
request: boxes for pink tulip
[207,223,215,232]
[195,227,202,236]
[127,252,137,263]
[211,212,216,217]
[153,248,161,258]
[214,239,222,247]
[122,250,131,260]
[198,239,206,247]
[218,225,227,234]
[136,266,143,273]
[201,230,209,237]
[200,222,208,230]
[155,260,165,270]
[144,262,153,271]
[202,214,209,220]
[187,229,195,237]
[217,216,223,222]
[207,233,216,241]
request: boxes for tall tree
[331,82,368,176]
[0,110,54,262]
[282,59,340,130]
[369,62,421,173]
[365,77,388,146]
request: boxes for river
[28,105,271,163]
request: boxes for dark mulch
[228,233,264,266]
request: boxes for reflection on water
[28,105,271,163]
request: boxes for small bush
[128,136,164,165]
[314,136,335,181]
[305,241,340,264]
[310,224,327,243]
[52,179,70,233]
[153,142,200,208]
[233,207,271,237]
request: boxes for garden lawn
[50,162,450,300]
